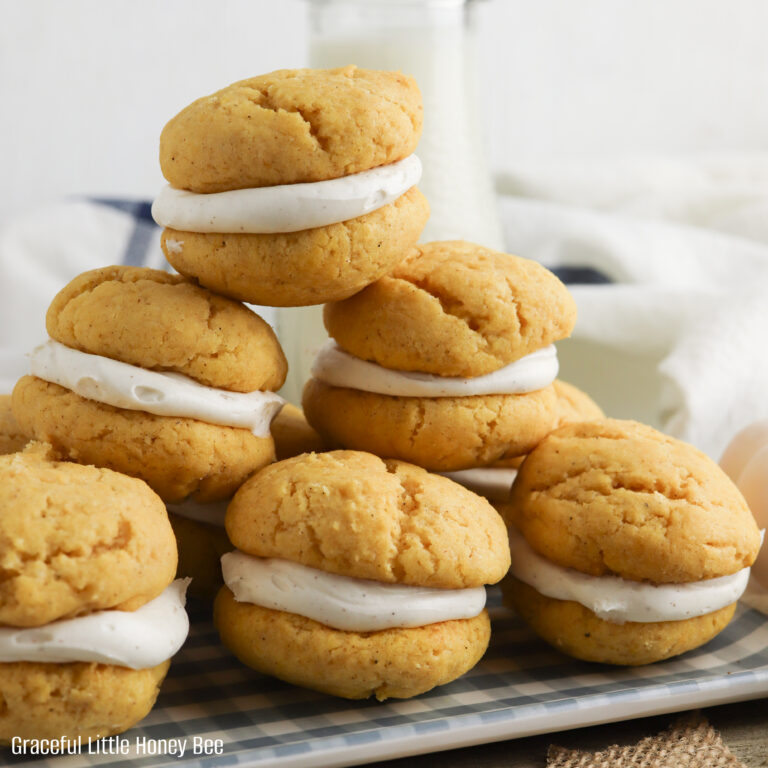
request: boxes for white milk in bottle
[277,0,502,405]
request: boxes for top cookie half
[507,419,761,583]
[160,66,423,193]
[226,450,511,590]
[46,266,287,392]
[0,445,177,627]
[324,241,577,378]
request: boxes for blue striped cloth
[92,199,164,269]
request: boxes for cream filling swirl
[30,340,284,437]
[221,551,486,632]
[311,342,558,397]
[152,155,422,234]
[0,580,190,668]
[508,527,753,624]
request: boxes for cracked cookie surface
[161,187,428,306]
[12,377,275,503]
[323,240,577,377]
[225,450,510,589]
[214,588,490,700]
[504,419,760,583]
[302,380,558,471]
[47,266,286,392]
[160,66,423,193]
[0,445,177,627]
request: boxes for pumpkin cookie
[215,450,510,699]
[0,446,187,743]
[324,240,576,377]
[500,419,761,665]
[303,241,575,469]
[13,266,286,502]
[154,66,428,306]
[159,67,422,192]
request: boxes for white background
[2,0,768,226]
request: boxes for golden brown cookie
[271,403,326,461]
[324,241,577,377]
[0,394,27,454]
[226,450,511,588]
[169,512,232,600]
[160,66,423,193]
[161,187,429,306]
[302,380,558,471]
[0,444,177,628]
[13,377,275,503]
[215,588,490,700]
[0,660,169,744]
[47,265,287,392]
[216,450,508,698]
[506,419,760,583]
[503,578,736,666]
[499,419,760,665]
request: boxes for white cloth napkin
[497,154,768,459]
[0,200,166,394]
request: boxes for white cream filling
[311,342,558,398]
[508,527,753,624]
[440,467,518,502]
[166,498,229,528]
[151,155,422,234]
[0,580,190,668]
[221,551,486,632]
[30,340,284,437]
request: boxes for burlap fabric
[547,713,746,768]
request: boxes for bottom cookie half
[214,587,490,700]
[302,380,557,471]
[503,577,736,666]
[162,187,430,307]
[0,659,170,743]
[12,376,275,502]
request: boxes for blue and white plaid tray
[7,589,768,768]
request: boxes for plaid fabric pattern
[7,590,768,768]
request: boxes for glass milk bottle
[277,0,502,405]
